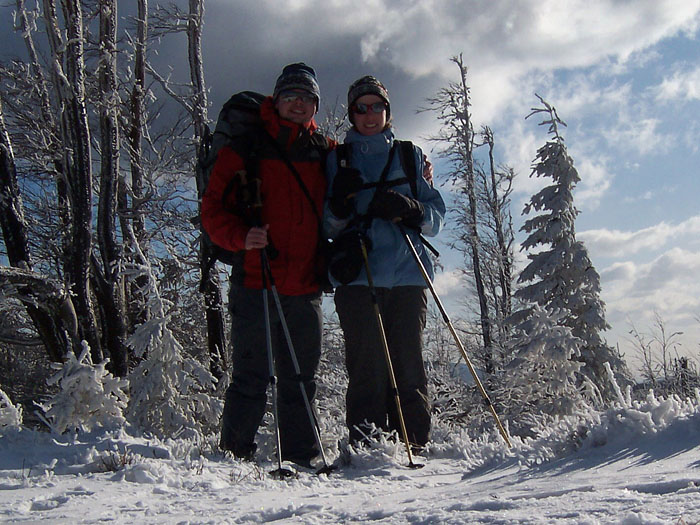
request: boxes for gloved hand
[368,189,424,228]
[329,167,363,219]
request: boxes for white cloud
[599,247,700,362]
[205,0,700,116]
[571,155,612,209]
[433,268,463,297]
[656,66,700,102]
[602,117,671,155]
[579,215,700,258]
[623,191,654,204]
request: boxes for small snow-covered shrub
[36,344,128,434]
[0,388,22,429]
[126,315,222,439]
[502,305,588,435]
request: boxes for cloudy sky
[3,0,700,371]
[201,0,700,370]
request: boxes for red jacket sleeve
[201,146,250,252]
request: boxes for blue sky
[2,0,699,371]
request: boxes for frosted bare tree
[426,55,492,358]
[48,0,102,362]
[147,0,227,380]
[1,0,213,382]
[1,98,78,359]
[478,126,515,335]
[94,0,128,376]
[426,55,516,377]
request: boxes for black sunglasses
[353,101,387,115]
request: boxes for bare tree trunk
[0,100,76,361]
[482,127,514,337]
[40,0,72,295]
[96,0,128,376]
[188,0,227,380]
[131,0,148,248]
[122,0,150,331]
[453,56,493,364]
[51,0,101,362]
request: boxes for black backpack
[195,92,265,289]
[195,91,330,290]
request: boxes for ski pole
[260,251,295,479]
[260,249,335,475]
[358,235,424,469]
[398,225,512,448]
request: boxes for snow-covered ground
[1,392,699,524]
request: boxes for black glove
[368,189,425,228]
[329,167,363,219]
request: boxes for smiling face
[275,89,317,125]
[352,94,387,136]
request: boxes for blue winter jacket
[324,128,445,288]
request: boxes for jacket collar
[345,127,394,154]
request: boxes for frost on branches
[504,305,587,435]
[125,268,221,439]
[36,344,128,434]
[0,388,22,429]
[515,96,629,402]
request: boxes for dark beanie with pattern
[273,63,321,107]
[347,75,391,124]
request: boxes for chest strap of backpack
[338,140,440,257]
[337,140,418,198]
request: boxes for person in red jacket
[202,63,332,467]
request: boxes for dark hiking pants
[335,285,430,447]
[220,285,322,462]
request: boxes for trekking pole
[358,235,424,469]
[260,250,296,480]
[398,225,512,448]
[260,249,336,475]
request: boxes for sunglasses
[279,91,316,104]
[353,101,387,115]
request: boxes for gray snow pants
[334,285,430,447]
[220,285,322,462]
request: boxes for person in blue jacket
[324,76,445,450]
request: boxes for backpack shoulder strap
[396,140,418,198]
[335,143,351,170]
[261,130,323,227]
[309,131,333,172]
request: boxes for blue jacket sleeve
[413,146,445,238]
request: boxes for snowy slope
[1,395,699,524]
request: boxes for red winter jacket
[201,97,331,295]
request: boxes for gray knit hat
[347,75,390,123]
[273,63,320,107]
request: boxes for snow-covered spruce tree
[36,344,128,434]
[515,95,629,402]
[503,305,586,435]
[126,250,221,439]
[0,388,23,429]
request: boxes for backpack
[195,91,265,290]
[195,91,330,290]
